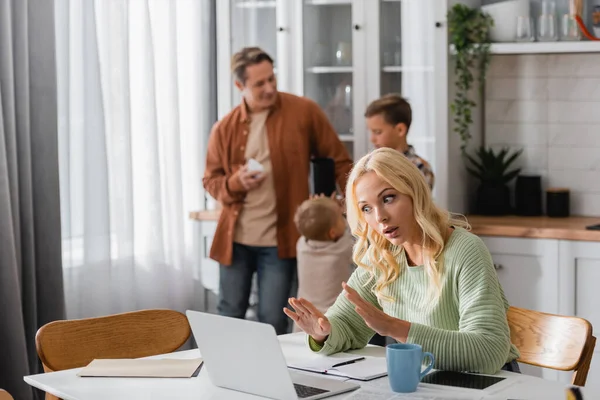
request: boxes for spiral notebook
[288,354,387,381]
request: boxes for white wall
[485,54,600,216]
[446,0,483,215]
[447,60,484,215]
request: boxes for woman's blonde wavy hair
[345,148,470,303]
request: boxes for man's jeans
[218,243,297,335]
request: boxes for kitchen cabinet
[480,236,562,381]
[480,235,600,383]
[216,0,450,208]
[558,240,600,390]
[480,236,560,314]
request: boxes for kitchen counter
[189,209,221,221]
[467,215,600,242]
[189,210,600,242]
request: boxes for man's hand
[237,165,266,191]
[342,282,410,342]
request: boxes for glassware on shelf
[515,16,535,42]
[561,13,581,40]
[323,82,352,134]
[393,35,401,66]
[594,5,600,38]
[335,42,352,66]
[537,0,557,41]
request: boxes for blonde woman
[284,148,520,374]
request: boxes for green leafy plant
[447,4,494,154]
[466,147,523,186]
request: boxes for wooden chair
[507,306,596,386]
[0,389,14,400]
[36,309,191,400]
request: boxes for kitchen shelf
[490,41,600,54]
[382,66,434,73]
[234,1,276,8]
[451,41,600,55]
[305,0,352,5]
[305,66,353,73]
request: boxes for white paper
[345,386,484,400]
[345,379,484,400]
[345,387,398,400]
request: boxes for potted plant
[466,146,522,216]
[447,4,494,154]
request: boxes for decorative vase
[476,182,511,216]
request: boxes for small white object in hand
[247,158,264,172]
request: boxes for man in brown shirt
[203,47,352,334]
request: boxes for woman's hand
[284,298,331,344]
[342,282,411,342]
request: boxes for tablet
[421,371,505,390]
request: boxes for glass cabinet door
[380,0,403,94]
[230,0,278,104]
[302,0,355,160]
[379,0,436,185]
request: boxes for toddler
[293,196,354,331]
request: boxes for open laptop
[186,310,360,400]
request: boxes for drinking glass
[538,0,557,41]
[516,16,535,42]
[561,14,581,41]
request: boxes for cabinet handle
[435,22,443,28]
[494,263,503,270]
[354,24,360,31]
[278,27,284,32]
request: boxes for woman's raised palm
[284,297,332,342]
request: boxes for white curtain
[54,0,214,319]
[401,0,436,171]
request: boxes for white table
[24,333,596,400]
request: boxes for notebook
[77,358,203,378]
[288,354,387,381]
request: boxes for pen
[330,357,365,368]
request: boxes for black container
[310,157,336,196]
[515,175,542,216]
[546,188,570,217]
[476,183,511,216]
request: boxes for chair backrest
[36,309,191,373]
[0,389,14,400]
[507,306,596,386]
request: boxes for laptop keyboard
[293,383,329,398]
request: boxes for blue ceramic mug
[386,343,435,393]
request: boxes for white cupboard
[480,235,600,384]
[480,236,560,314]
[559,240,600,390]
[480,236,561,381]
[216,0,450,208]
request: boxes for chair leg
[572,335,596,387]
